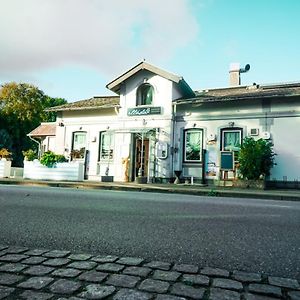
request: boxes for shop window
[136,83,154,106]
[183,129,203,162]
[99,131,114,160]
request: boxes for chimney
[229,63,250,86]
[229,63,241,86]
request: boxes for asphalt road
[0,185,299,280]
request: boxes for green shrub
[22,149,37,161]
[40,151,67,167]
[238,137,275,180]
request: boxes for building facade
[29,61,300,187]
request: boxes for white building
[29,61,300,187]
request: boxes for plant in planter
[70,148,85,160]
[22,149,37,161]
[40,151,67,167]
[0,148,12,160]
[238,137,275,181]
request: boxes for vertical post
[138,132,144,177]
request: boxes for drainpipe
[171,103,177,182]
[28,136,41,159]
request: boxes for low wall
[23,160,84,181]
[0,160,11,178]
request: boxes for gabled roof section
[28,122,56,137]
[175,82,300,105]
[46,96,120,112]
[106,61,195,97]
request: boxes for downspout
[28,135,41,159]
[171,103,177,181]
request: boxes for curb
[1,178,300,202]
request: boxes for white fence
[23,160,84,181]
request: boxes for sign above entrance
[127,106,161,116]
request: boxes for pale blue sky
[0,0,299,101]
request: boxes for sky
[0,0,299,102]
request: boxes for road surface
[0,185,299,279]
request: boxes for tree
[238,137,275,180]
[0,82,67,166]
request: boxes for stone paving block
[56,297,83,300]
[139,279,170,293]
[68,261,97,270]
[171,283,205,299]
[24,249,49,256]
[0,285,15,300]
[43,258,71,267]
[113,288,152,300]
[288,291,300,300]
[117,257,144,266]
[78,271,108,283]
[268,276,300,289]
[19,290,54,300]
[68,253,92,261]
[182,274,210,286]
[43,250,71,258]
[92,255,118,263]
[209,287,240,300]
[232,270,262,283]
[0,254,28,262]
[96,263,124,273]
[6,246,29,254]
[78,284,116,299]
[156,295,187,300]
[200,267,229,277]
[248,283,282,298]
[22,256,48,265]
[0,273,24,285]
[18,276,54,290]
[49,279,82,294]
[0,251,8,258]
[106,274,140,288]
[152,270,181,282]
[23,265,55,276]
[52,268,82,278]
[244,293,279,300]
[123,266,152,277]
[172,264,198,274]
[144,261,171,271]
[0,263,27,273]
[212,278,243,291]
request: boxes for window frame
[183,128,203,163]
[72,131,87,151]
[136,83,154,106]
[220,128,243,151]
[99,131,114,161]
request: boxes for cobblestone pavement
[0,246,299,299]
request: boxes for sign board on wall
[127,106,161,116]
[220,151,234,170]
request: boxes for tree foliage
[238,137,275,180]
[0,82,67,166]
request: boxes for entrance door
[135,139,149,177]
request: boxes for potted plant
[234,137,275,189]
[0,148,12,177]
[22,149,37,161]
[23,150,84,181]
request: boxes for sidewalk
[0,245,299,300]
[1,177,300,202]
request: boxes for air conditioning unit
[250,128,259,136]
[261,131,271,140]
